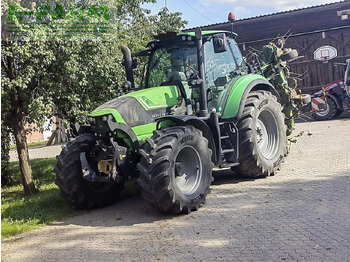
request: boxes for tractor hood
[89,85,180,127]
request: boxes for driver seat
[167,71,192,99]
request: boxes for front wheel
[232,91,286,178]
[55,134,124,209]
[137,126,213,214]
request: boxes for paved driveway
[2,118,350,261]
[9,144,63,162]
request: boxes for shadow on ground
[55,168,349,228]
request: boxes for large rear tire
[137,126,213,214]
[55,134,124,209]
[232,91,286,178]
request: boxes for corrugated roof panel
[185,0,349,30]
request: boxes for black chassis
[78,115,140,183]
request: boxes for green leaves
[1,0,187,196]
[1,0,187,128]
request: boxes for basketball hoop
[314,46,337,62]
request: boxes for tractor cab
[129,30,248,116]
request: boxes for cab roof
[146,30,237,48]
[179,30,237,37]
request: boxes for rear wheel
[232,91,286,178]
[312,96,337,120]
[137,126,213,214]
[55,134,124,209]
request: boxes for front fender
[157,115,217,164]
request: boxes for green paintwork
[132,122,156,135]
[132,122,157,142]
[132,120,174,144]
[89,108,126,124]
[89,85,179,120]
[124,85,179,111]
[88,86,179,147]
[221,74,268,119]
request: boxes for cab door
[203,34,246,113]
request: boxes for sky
[144,0,345,28]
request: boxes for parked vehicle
[311,59,350,120]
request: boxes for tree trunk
[13,117,37,195]
[6,37,37,195]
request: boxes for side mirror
[213,33,227,53]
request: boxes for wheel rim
[256,109,279,159]
[315,102,330,117]
[174,146,202,195]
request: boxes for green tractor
[55,28,304,214]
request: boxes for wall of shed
[194,1,350,93]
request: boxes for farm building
[187,1,350,93]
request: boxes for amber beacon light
[228,12,236,22]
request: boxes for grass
[1,158,81,238]
[1,158,142,239]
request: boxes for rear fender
[221,76,280,122]
[327,93,341,109]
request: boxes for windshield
[147,43,197,88]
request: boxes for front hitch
[80,142,126,184]
[80,152,111,183]
[109,138,127,183]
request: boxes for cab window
[203,35,241,112]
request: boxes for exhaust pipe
[120,44,135,89]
